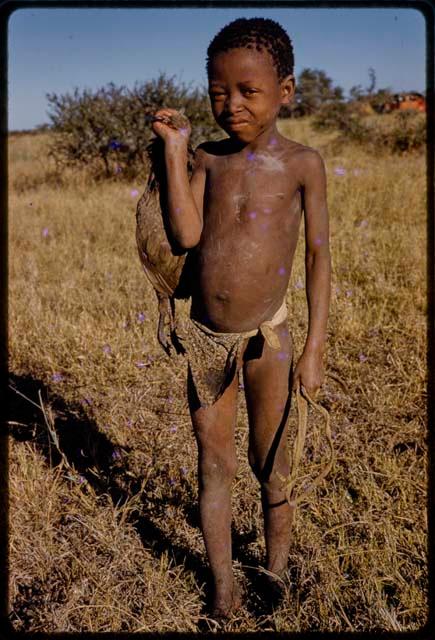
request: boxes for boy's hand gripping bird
[136,110,194,354]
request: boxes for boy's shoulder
[195,138,234,158]
[279,135,326,185]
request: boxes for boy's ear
[280,74,295,104]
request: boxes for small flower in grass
[167,396,174,404]
[345,289,353,298]
[77,475,86,485]
[137,312,146,323]
[41,227,49,238]
[180,467,188,476]
[52,372,63,383]
[169,478,176,486]
[112,449,121,461]
[334,167,346,176]
[357,219,368,229]
[109,139,122,151]
[102,344,111,354]
[127,419,133,428]
[82,397,92,406]
[130,189,139,198]
[135,361,147,368]
[359,353,368,362]
[169,424,177,433]
[114,165,122,174]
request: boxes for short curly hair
[206,17,294,81]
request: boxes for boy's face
[208,47,294,144]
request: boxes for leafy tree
[291,68,344,117]
[46,74,221,180]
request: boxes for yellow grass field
[8,118,427,632]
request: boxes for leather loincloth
[176,299,289,407]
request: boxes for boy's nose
[225,92,243,114]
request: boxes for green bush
[46,74,221,180]
[313,104,426,154]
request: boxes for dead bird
[136,111,195,354]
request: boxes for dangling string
[277,373,346,508]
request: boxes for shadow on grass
[8,372,271,622]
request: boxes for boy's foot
[259,569,290,609]
[210,581,242,622]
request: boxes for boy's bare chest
[204,151,301,230]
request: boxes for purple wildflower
[135,361,147,368]
[130,189,139,198]
[334,167,346,176]
[109,140,122,151]
[169,478,176,486]
[169,425,177,433]
[137,312,146,323]
[359,354,368,362]
[112,449,121,461]
[42,227,49,238]
[126,419,133,428]
[102,344,111,354]
[294,278,304,289]
[180,467,188,476]
[52,372,63,383]
[114,165,122,174]
[358,219,368,229]
[345,289,353,298]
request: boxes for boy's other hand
[292,349,324,399]
[151,108,191,146]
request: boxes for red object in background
[383,92,426,113]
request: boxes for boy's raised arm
[293,150,331,395]
[152,109,205,249]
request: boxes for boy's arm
[152,109,205,249]
[293,150,331,396]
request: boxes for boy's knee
[200,450,238,486]
[249,448,289,491]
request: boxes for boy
[151,17,330,619]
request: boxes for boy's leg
[242,321,295,578]
[188,365,241,616]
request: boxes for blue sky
[8,6,426,131]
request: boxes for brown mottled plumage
[136,112,194,353]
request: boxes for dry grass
[7,117,427,632]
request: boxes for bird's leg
[156,292,172,354]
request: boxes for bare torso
[191,135,308,332]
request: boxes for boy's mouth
[225,120,249,128]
